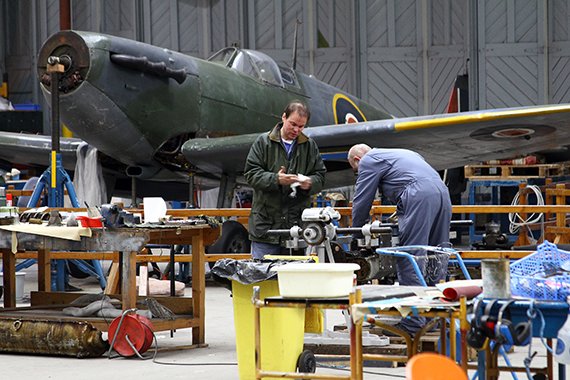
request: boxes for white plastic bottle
[554,297,570,365]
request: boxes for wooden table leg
[1,248,15,307]
[192,230,206,345]
[460,297,468,373]
[450,313,457,362]
[488,345,500,380]
[121,250,137,310]
[350,289,363,380]
[440,317,447,355]
[37,248,51,292]
[547,338,554,380]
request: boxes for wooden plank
[451,205,570,213]
[104,262,120,295]
[17,204,570,218]
[30,291,194,315]
[136,253,251,262]
[464,163,567,179]
[13,251,250,262]
[15,251,118,260]
[456,250,532,259]
[0,311,198,332]
[91,316,198,332]
[138,264,148,297]
[546,188,570,196]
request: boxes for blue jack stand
[28,153,79,209]
[20,57,107,292]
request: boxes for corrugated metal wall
[2,0,570,127]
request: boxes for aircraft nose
[37,31,90,93]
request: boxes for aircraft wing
[183,104,570,187]
[0,132,85,171]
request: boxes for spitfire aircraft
[1,30,570,205]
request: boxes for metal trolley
[252,286,469,380]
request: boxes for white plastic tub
[275,263,360,298]
[0,272,26,301]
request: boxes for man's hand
[278,166,299,185]
[297,174,312,190]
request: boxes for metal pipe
[188,172,195,208]
[50,70,60,153]
[59,0,71,30]
[375,248,427,287]
[336,226,392,234]
[131,176,136,208]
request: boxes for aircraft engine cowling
[36,31,159,171]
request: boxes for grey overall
[352,148,452,333]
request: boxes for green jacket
[244,122,326,244]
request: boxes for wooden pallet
[464,163,568,179]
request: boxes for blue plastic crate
[510,240,570,301]
[13,103,41,111]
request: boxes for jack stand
[27,153,80,208]
[26,56,106,291]
[28,56,79,209]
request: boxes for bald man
[348,144,452,334]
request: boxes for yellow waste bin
[264,255,324,334]
[232,279,305,380]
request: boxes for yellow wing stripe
[395,104,570,131]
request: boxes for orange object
[405,352,467,380]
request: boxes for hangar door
[472,0,570,108]
[247,0,356,95]
[550,1,570,104]
[358,0,469,117]
[477,0,547,108]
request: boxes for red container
[75,216,103,228]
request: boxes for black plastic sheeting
[211,258,315,290]
[425,252,449,286]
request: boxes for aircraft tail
[445,74,469,113]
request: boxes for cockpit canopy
[208,47,297,87]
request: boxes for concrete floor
[0,264,566,380]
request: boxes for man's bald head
[348,144,372,171]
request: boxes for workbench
[0,223,219,345]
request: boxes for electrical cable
[508,185,544,242]
[152,358,237,366]
[523,301,554,379]
[527,301,554,355]
[316,362,406,378]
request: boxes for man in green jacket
[244,101,326,259]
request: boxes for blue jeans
[251,241,282,259]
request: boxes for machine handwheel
[302,222,326,245]
[297,349,317,374]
